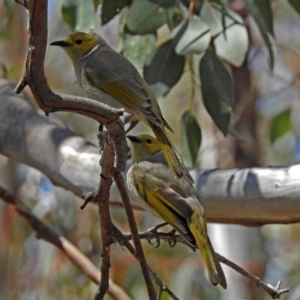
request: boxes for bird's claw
[167,229,177,247]
[147,227,161,248]
[146,222,168,248]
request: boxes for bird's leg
[147,222,168,248]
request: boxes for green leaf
[199,49,232,135]
[144,39,185,98]
[126,0,176,34]
[180,110,201,167]
[93,0,101,10]
[4,0,15,18]
[148,0,176,8]
[61,0,77,30]
[171,18,188,42]
[123,32,157,74]
[288,0,300,16]
[61,0,95,31]
[201,3,248,67]
[76,0,95,31]
[244,0,274,69]
[175,17,211,55]
[270,110,291,143]
[102,0,130,25]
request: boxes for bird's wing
[132,162,195,240]
[84,53,164,127]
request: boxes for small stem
[0,185,131,300]
[188,55,196,110]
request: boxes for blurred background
[1,0,300,299]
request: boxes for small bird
[126,134,227,289]
[50,32,193,184]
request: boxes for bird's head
[127,135,162,162]
[50,32,103,65]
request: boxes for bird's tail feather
[189,220,227,289]
[150,123,194,184]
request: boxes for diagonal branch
[121,230,289,299]
[0,185,131,300]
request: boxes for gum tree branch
[0,185,131,300]
[2,77,300,225]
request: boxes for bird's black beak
[50,40,70,47]
[127,136,141,143]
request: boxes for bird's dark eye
[146,139,152,144]
[75,39,83,45]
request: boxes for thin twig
[122,230,289,299]
[0,185,131,300]
[217,254,289,299]
[114,171,157,299]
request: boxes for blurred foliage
[180,110,202,167]
[1,0,300,299]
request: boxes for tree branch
[0,185,131,300]
[2,77,300,225]
[93,133,115,299]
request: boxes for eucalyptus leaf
[180,110,201,167]
[200,3,248,67]
[61,0,77,30]
[171,19,188,42]
[126,0,176,34]
[93,0,101,10]
[149,0,176,8]
[244,0,274,69]
[175,17,211,55]
[199,49,232,135]
[102,0,130,25]
[270,110,291,143]
[4,0,15,18]
[288,0,300,16]
[144,39,185,98]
